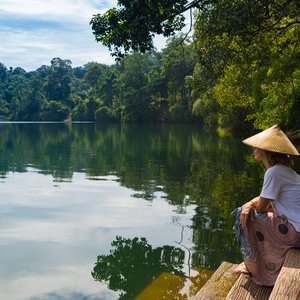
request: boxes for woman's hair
[265,150,294,168]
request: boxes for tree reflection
[1,122,286,272]
[183,135,265,269]
[91,236,185,300]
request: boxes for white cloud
[0,0,193,71]
[0,0,116,22]
[0,0,118,71]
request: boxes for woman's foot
[233,262,250,275]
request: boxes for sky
[0,0,173,71]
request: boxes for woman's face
[253,147,267,161]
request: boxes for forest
[0,0,299,135]
[0,37,197,124]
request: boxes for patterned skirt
[232,206,300,286]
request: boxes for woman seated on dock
[232,125,300,286]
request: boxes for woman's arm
[256,196,272,213]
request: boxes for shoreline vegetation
[1,1,299,137]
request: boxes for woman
[232,125,300,286]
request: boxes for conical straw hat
[243,125,300,156]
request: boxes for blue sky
[0,0,119,71]
[0,0,192,72]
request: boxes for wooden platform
[192,262,239,300]
[193,248,300,300]
[269,249,300,300]
[226,275,272,300]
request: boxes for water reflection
[92,236,214,299]
[0,122,283,299]
[0,122,256,203]
[92,236,185,299]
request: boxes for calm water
[0,123,274,299]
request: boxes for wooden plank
[226,275,272,300]
[193,262,239,300]
[269,248,300,300]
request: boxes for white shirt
[260,164,300,232]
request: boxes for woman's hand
[240,196,271,228]
[240,203,254,228]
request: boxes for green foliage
[254,69,300,130]
[45,58,72,104]
[118,53,155,122]
[90,0,194,58]
[71,97,102,121]
[249,24,300,130]
[70,101,85,121]
[192,0,300,133]
[161,36,197,113]
[4,27,201,123]
[84,62,109,98]
[0,28,197,123]
[214,63,255,134]
[0,99,9,119]
[84,97,102,121]
[95,106,119,123]
[169,102,189,122]
[40,100,70,121]
[192,89,219,128]
[2,0,300,133]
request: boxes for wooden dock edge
[193,248,300,300]
[269,248,300,300]
[226,274,272,300]
[193,261,239,300]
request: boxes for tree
[161,35,197,121]
[90,0,300,131]
[45,58,73,105]
[191,0,300,132]
[5,70,30,120]
[83,62,109,96]
[0,99,9,120]
[0,63,8,102]
[117,52,155,122]
[90,0,202,58]
[97,66,119,107]
[95,105,119,123]
[39,100,70,121]
[20,74,45,120]
[71,97,102,121]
